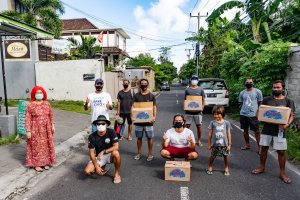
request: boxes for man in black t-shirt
[84,115,121,184]
[116,79,133,140]
[132,78,157,161]
[252,80,295,184]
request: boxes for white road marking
[231,121,300,176]
[180,187,189,200]
[177,100,179,104]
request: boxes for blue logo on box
[136,112,150,120]
[169,169,186,178]
[263,110,282,120]
[188,101,200,108]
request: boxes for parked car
[159,81,170,91]
[197,78,229,108]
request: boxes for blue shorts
[135,125,154,139]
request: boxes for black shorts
[120,113,132,125]
[240,115,259,132]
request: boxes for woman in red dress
[25,86,56,172]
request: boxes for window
[198,81,227,90]
[116,34,119,47]
[15,0,26,13]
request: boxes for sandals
[196,142,203,147]
[34,167,43,172]
[251,168,264,175]
[43,165,50,170]
[206,169,213,175]
[241,146,251,150]
[147,155,154,162]
[224,171,230,176]
[134,154,142,160]
[127,137,132,141]
[113,176,121,184]
[280,176,292,184]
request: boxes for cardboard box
[132,102,153,123]
[165,161,191,182]
[258,105,291,125]
[184,96,202,112]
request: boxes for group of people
[24,75,295,185]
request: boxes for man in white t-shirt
[84,78,113,133]
[161,114,198,161]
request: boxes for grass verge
[0,134,21,145]
[49,100,90,115]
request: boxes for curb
[227,118,300,177]
[0,128,90,200]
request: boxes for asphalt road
[19,86,300,200]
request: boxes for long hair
[30,86,47,102]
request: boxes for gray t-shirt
[208,120,231,147]
[185,86,205,115]
[238,88,263,117]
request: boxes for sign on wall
[4,39,31,61]
[83,74,95,81]
[51,39,71,55]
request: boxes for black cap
[191,74,199,79]
[95,78,104,84]
[92,115,111,126]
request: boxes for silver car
[198,78,229,107]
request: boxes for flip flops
[251,168,264,175]
[43,165,50,170]
[241,146,251,150]
[113,176,122,184]
[147,155,154,162]
[34,167,43,172]
[134,154,142,160]
[127,137,132,141]
[280,176,292,184]
[224,171,230,176]
[205,169,213,175]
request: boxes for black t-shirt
[261,96,295,137]
[117,89,133,114]
[133,92,156,126]
[88,128,119,156]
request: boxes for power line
[126,42,190,53]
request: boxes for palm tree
[207,0,284,43]
[1,0,64,38]
[67,33,102,59]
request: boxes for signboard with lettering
[17,100,29,135]
[4,39,31,61]
[51,39,71,55]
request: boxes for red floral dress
[25,101,56,167]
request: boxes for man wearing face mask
[252,80,295,184]
[132,78,157,161]
[84,78,113,133]
[116,79,133,140]
[84,115,121,184]
[185,74,205,146]
[238,78,263,152]
[161,114,198,161]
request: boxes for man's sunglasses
[96,122,106,126]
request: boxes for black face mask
[272,90,282,96]
[174,122,183,128]
[245,83,253,89]
[95,86,103,91]
[140,85,148,91]
[123,84,129,89]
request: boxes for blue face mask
[35,93,44,100]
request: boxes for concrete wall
[0,40,39,99]
[35,59,104,101]
[103,72,123,102]
[286,46,300,127]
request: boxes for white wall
[35,59,104,101]
[0,0,10,12]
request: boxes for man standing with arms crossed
[116,79,133,141]
[185,74,205,146]
[238,78,263,153]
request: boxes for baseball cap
[190,74,199,79]
[95,78,104,84]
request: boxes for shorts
[135,125,154,139]
[240,115,259,132]
[211,146,230,157]
[162,146,197,158]
[185,114,202,126]
[89,153,111,167]
[259,134,287,150]
[120,113,132,125]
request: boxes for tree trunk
[251,19,261,42]
[262,21,272,42]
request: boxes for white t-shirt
[165,128,196,148]
[87,92,112,122]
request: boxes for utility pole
[185,48,194,59]
[190,12,208,76]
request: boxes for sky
[60,0,244,71]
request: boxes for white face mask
[35,93,44,100]
[97,125,106,132]
[191,80,198,86]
